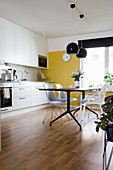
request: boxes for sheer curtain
[80,47,105,87]
[109,46,113,74]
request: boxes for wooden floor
[0,108,113,170]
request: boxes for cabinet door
[30,92,47,106]
[13,96,30,110]
[4,21,16,63]
[13,86,30,98]
[0,18,5,61]
[30,84,48,106]
[15,27,24,65]
[23,30,32,66]
[31,35,38,67]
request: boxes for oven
[0,83,12,111]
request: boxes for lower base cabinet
[30,91,48,106]
[12,82,48,111]
[13,97,30,110]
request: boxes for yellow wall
[43,51,80,88]
[42,50,80,105]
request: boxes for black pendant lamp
[76,48,87,58]
[76,40,87,58]
[66,42,79,55]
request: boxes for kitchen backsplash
[0,63,42,81]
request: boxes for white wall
[48,30,113,52]
[10,64,41,81]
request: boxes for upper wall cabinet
[23,30,32,66]
[4,20,16,63]
[31,35,38,67]
[0,17,48,68]
[0,18,5,61]
[15,26,24,65]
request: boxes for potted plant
[104,73,113,91]
[71,70,83,88]
[95,95,113,142]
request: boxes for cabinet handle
[19,97,25,100]
[19,88,25,90]
[35,88,39,89]
[1,109,8,111]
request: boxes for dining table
[39,87,98,130]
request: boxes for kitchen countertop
[0,80,54,84]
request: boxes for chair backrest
[55,84,67,99]
[97,84,109,101]
[84,84,109,104]
[43,84,59,102]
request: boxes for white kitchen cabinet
[31,35,38,67]
[4,20,16,63]
[23,30,32,66]
[13,86,30,98]
[13,97,30,110]
[15,27,24,65]
[23,31,38,67]
[30,83,48,106]
[0,17,48,67]
[0,18,5,61]
[13,83,30,110]
[12,82,48,110]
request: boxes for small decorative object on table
[95,95,113,170]
[71,70,83,88]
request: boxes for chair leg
[81,104,86,129]
[51,106,55,119]
[42,105,51,123]
[78,105,82,122]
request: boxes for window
[80,37,113,87]
[80,47,105,87]
[109,47,113,74]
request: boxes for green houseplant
[71,70,83,88]
[71,70,83,80]
[104,73,113,85]
[95,95,113,142]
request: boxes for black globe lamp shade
[66,42,79,55]
[76,48,87,58]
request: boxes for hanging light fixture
[66,3,87,57]
[66,42,79,55]
[77,13,87,58]
[66,3,79,55]
[77,40,87,58]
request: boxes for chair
[55,84,77,103]
[79,84,108,128]
[42,84,65,125]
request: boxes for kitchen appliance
[5,69,13,81]
[38,55,47,68]
[0,83,12,111]
[5,69,17,81]
[13,69,17,81]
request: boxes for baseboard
[1,104,49,119]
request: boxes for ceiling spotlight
[79,14,84,19]
[70,3,75,9]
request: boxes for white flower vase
[74,79,79,88]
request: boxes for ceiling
[0,0,113,39]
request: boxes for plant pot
[74,79,79,88]
[106,124,113,142]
